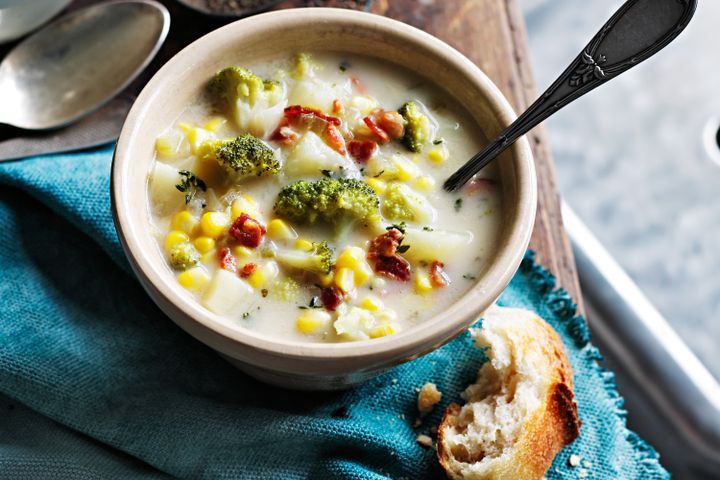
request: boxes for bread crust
[437,312,581,480]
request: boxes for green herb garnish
[387,222,407,234]
[175,170,207,205]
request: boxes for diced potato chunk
[202,269,254,315]
[288,78,337,112]
[285,132,357,178]
[402,227,474,262]
[149,162,183,215]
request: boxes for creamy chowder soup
[148,53,502,343]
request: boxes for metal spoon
[0,0,170,130]
[444,0,698,192]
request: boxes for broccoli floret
[398,101,430,153]
[169,243,200,270]
[276,241,334,274]
[199,134,280,179]
[274,178,379,225]
[210,66,283,116]
[381,182,435,223]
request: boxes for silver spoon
[444,0,698,192]
[0,0,170,130]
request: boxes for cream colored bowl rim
[112,8,537,362]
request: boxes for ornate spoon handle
[444,0,698,192]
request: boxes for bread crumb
[417,383,442,416]
[577,468,588,478]
[569,454,582,467]
[392,378,398,384]
[582,460,593,468]
[416,434,433,448]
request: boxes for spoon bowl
[0,0,169,130]
[443,0,698,192]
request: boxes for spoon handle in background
[444,0,698,192]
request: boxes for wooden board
[63,0,584,312]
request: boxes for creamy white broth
[148,52,502,343]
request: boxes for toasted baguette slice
[437,306,580,480]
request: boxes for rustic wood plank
[370,0,584,311]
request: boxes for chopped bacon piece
[332,99,343,114]
[429,261,451,287]
[374,110,405,139]
[465,177,497,195]
[239,262,258,278]
[374,255,412,282]
[284,105,341,126]
[367,228,404,260]
[270,118,299,146]
[363,116,390,144]
[218,247,237,273]
[347,140,376,163]
[324,123,347,155]
[367,228,412,281]
[321,286,344,312]
[229,213,266,248]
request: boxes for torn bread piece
[437,306,581,480]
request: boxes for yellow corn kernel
[177,267,210,292]
[294,239,313,251]
[164,230,190,252]
[335,247,365,270]
[366,178,387,195]
[232,245,253,258]
[318,271,334,287]
[204,117,227,132]
[248,270,266,289]
[393,157,420,182]
[178,122,192,133]
[414,271,433,293]
[296,310,333,335]
[248,262,278,289]
[187,127,214,155]
[267,219,297,241]
[360,295,383,312]
[171,210,199,235]
[414,175,436,192]
[193,236,216,254]
[334,267,355,293]
[428,148,446,164]
[200,211,229,239]
[155,135,181,159]
[370,323,398,339]
[354,261,374,287]
[231,196,260,220]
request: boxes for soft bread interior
[439,306,564,477]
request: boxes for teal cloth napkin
[0,146,669,479]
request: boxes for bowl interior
[113,8,536,369]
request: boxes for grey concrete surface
[520,0,720,379]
